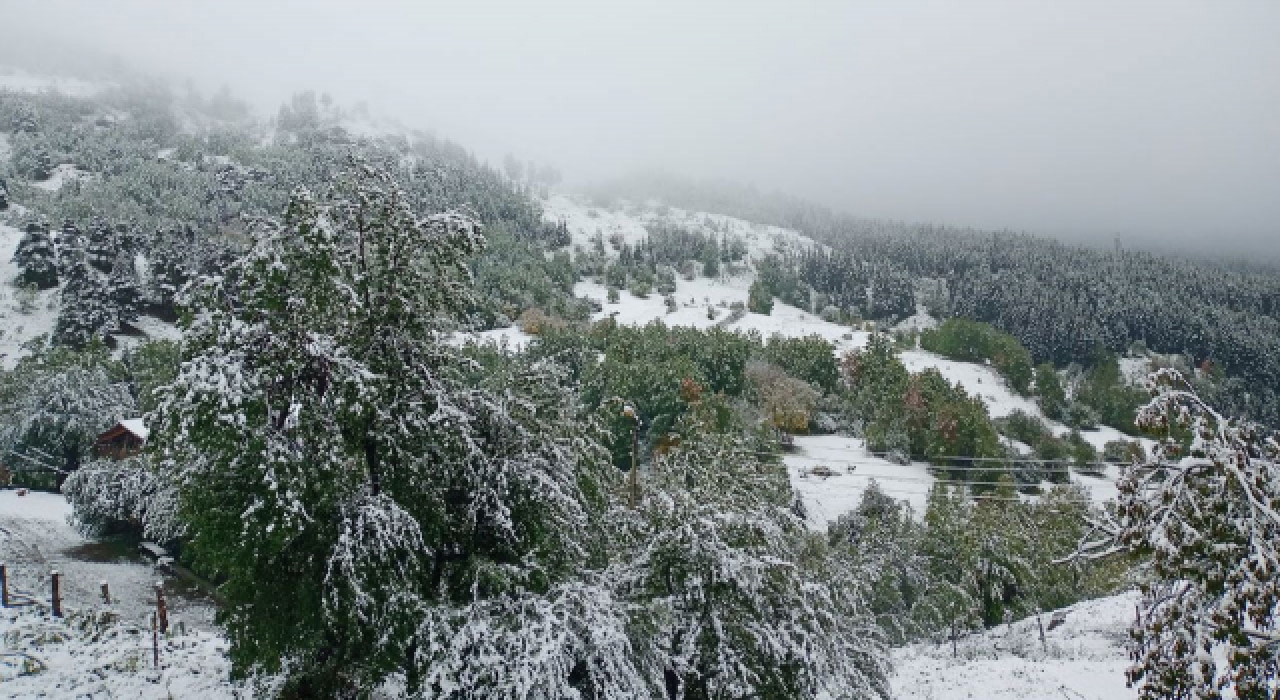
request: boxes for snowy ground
[0,490,227,697]
[892,591,1140,700]
[785,435,1124,529]
[0,221,60,370]
[535,194,1155,520]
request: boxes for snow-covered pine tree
[146,232,194,317]
[85,219,115,272]
[0,175,9,210]
[912,484,983,648]
[55,257,117,347]
[614,403,891,699]
[57,220,84,271]
[828,480,929,645]
[107,251,142,328]
[155,159,631,696]
[12,221,60,289]
[1074,368,1280,700]
[747,278,774,315]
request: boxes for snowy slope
[0,66,109,97]
[538,194,1152,522]
[784,435,1125,530]
[892,591,1140,700]
[786,435,938,524]
[0,221,60,369]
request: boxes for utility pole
[624,405,639,508]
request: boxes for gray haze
[5,1,1279,255]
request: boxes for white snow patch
[1118,356,1152,386]
[785,435,937,526]
[130,315,183,343]
[893,306,939,332]
[892,590,1140,699]
[0,488,74,522]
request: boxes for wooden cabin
[94,419,148,460]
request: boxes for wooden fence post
[155,581,168,634]
[50,570,61,617]
[152,612,159,669]
[100,579,110,604]
[1,563,7,608]
[1036,613,1047,652]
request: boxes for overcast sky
[5,1,1279,254]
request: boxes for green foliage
[121,340,182,415]
[616,404,891,698]
[843,335,1005,471]
[747,278,774,315]
[153,164,616,693]
[0,339,133,486]
[921,319,1033,394]
[841,334,910,453]
[908,481,1128,641]
[759,333,840,393]
[1034,363,1067,420]
[1074,351,1149,434]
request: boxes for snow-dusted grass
[892,591,1139,699]
[0,490,229,696]
[0,605,236,698]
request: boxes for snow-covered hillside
[512,193,1154,526]
[892,591,1140,699]
[0,66,109,98]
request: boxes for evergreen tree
[828,481,928,644]
[86,219,115,272]
[1034,363,1066,420]
[912,484,983,647]
[154,160,628,695]
[55,258,116,347]
[12,221,60,289]
[747,278,774,315]
[616,404,891,699]
[0,175,9,211]
[107,251,142,327]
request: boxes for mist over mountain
[3,1,1278,259]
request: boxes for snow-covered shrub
[616,404,891,698]
[61,455,183,542]
[1074,369,1280,699]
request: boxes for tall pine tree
[12,221,59,289]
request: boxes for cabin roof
[97,419,149,444]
